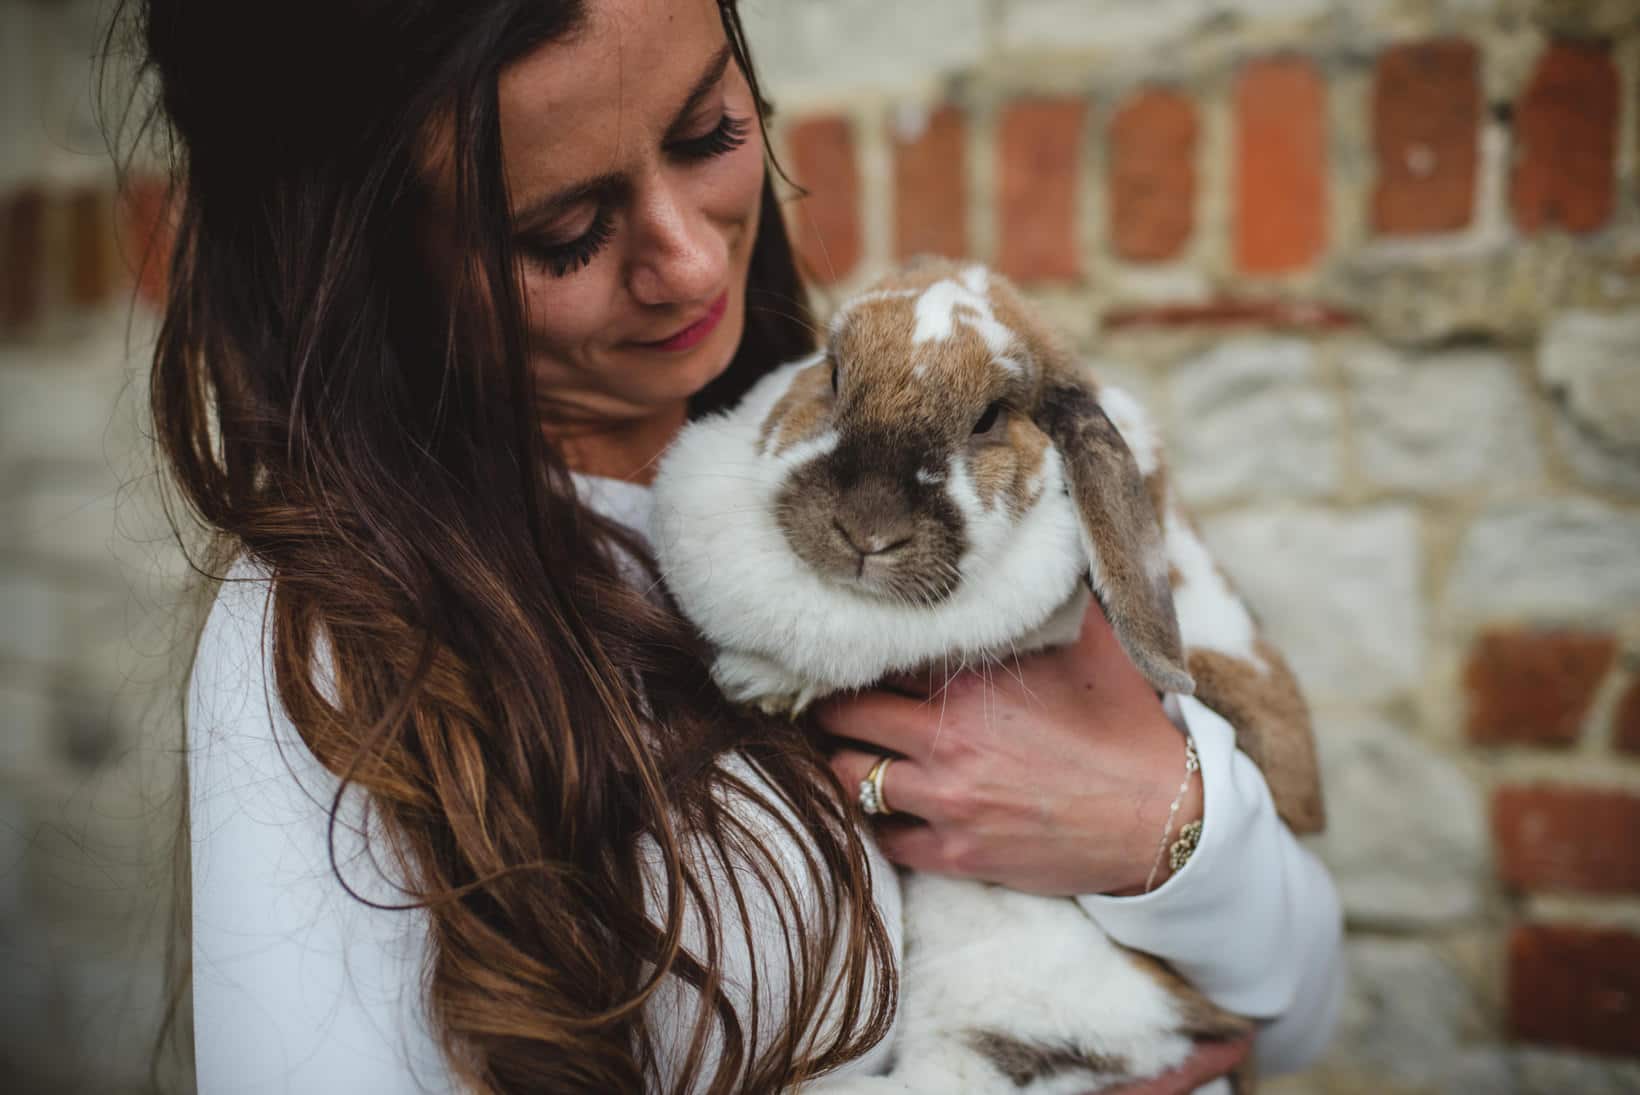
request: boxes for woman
[132,0,1344,1091]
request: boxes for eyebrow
[511,44,736,232]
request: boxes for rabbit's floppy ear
[1036,379,1195,696]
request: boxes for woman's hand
[820,601,1202,897]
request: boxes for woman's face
[495,0,766,436]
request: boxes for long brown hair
[115,1,896,1090]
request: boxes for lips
[635,292,729,353]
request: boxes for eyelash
[518,112,753,279]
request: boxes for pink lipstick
[639,292,729,353]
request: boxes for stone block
[741,0,988,102]
[1108,88,1196,264]
[1311,713,1486,928]
[785,115,863,285]
[1445,500,1640,627]
[1509,922,1640,1056]
[1510,41,1619,235]
[1201,506,1423,703]
[0,680,54,781]
[1345,347,1543,494]
[1493,785,1640,895]
[1552,414,1640,498]
[1169,338,1340,503]
[1323,937,1494,1088]
[893,104,967,262]
[996,98,1086,284]
[1538,309,1640,450]
[1371,40,1480,236]
[1000,0,1334,54]
[0,575,69,667]
[1235,57,1327,274]
[1462,629,1616,746]
[0,349,127,466]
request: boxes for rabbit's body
[651,260,1321,1092]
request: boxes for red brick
[1615,677,1640,756]
[1511,42,1619,235]
[1233,57,1327,274]
[68,187,116,309]
[997,97,1086,283]
[894,105,967,262]
[1493,785,1640,895]
[1464,629,1616,746]
[119,176,175,310]
[1101,297,1358,332]
[1372,40,1480,236]
[785,116,863,286]
[2,187,47,333]
[1509,923,1640,1056]
[1108,88,1197,263]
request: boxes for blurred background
[3,0,1639,1092]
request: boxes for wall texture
[1,0,1638,1092]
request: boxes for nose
[626,173,726,308]
[831,477,916,558]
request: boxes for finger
[814,689,944,758]
[870,820,953,873]
[827,748,935,821]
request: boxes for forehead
[830,264,1033,415]
[496,0,726,204]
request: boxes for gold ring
[859,756,895,816]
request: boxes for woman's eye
[667,112,751,162]
[517,209,615,279]
[972,401,1006,437]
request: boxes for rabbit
[649,258,1323,1093]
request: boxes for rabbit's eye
[831,361,839,396]
[972,401,1006,437]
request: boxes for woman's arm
[189,567,456,1094]
[1076,695,1345,1072]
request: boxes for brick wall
[749,1,1640,1090]
[3,0,1639,1092]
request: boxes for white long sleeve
[188,568,458,1094]
[1076,695,1346,1073]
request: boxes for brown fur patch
[964,1029,1127,1088]
[1123,948,1256,1045]
[1188,641,1326,834]
[968,412,1052,516]
[759,359,833,457]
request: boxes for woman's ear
[1035,379,1194,696]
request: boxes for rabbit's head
[746,259,1191,695]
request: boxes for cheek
[519,260,620,355]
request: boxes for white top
[189,475,1344,1093]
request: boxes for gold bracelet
[1144,734,1200,894]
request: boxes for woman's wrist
[1103,723,1204,897]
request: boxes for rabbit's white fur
[652,356,1091,715]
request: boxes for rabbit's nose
[832,514,913,558]
[831,476,916,558]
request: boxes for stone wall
[751,1,1640,1090]
[2,0,1638,1092]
